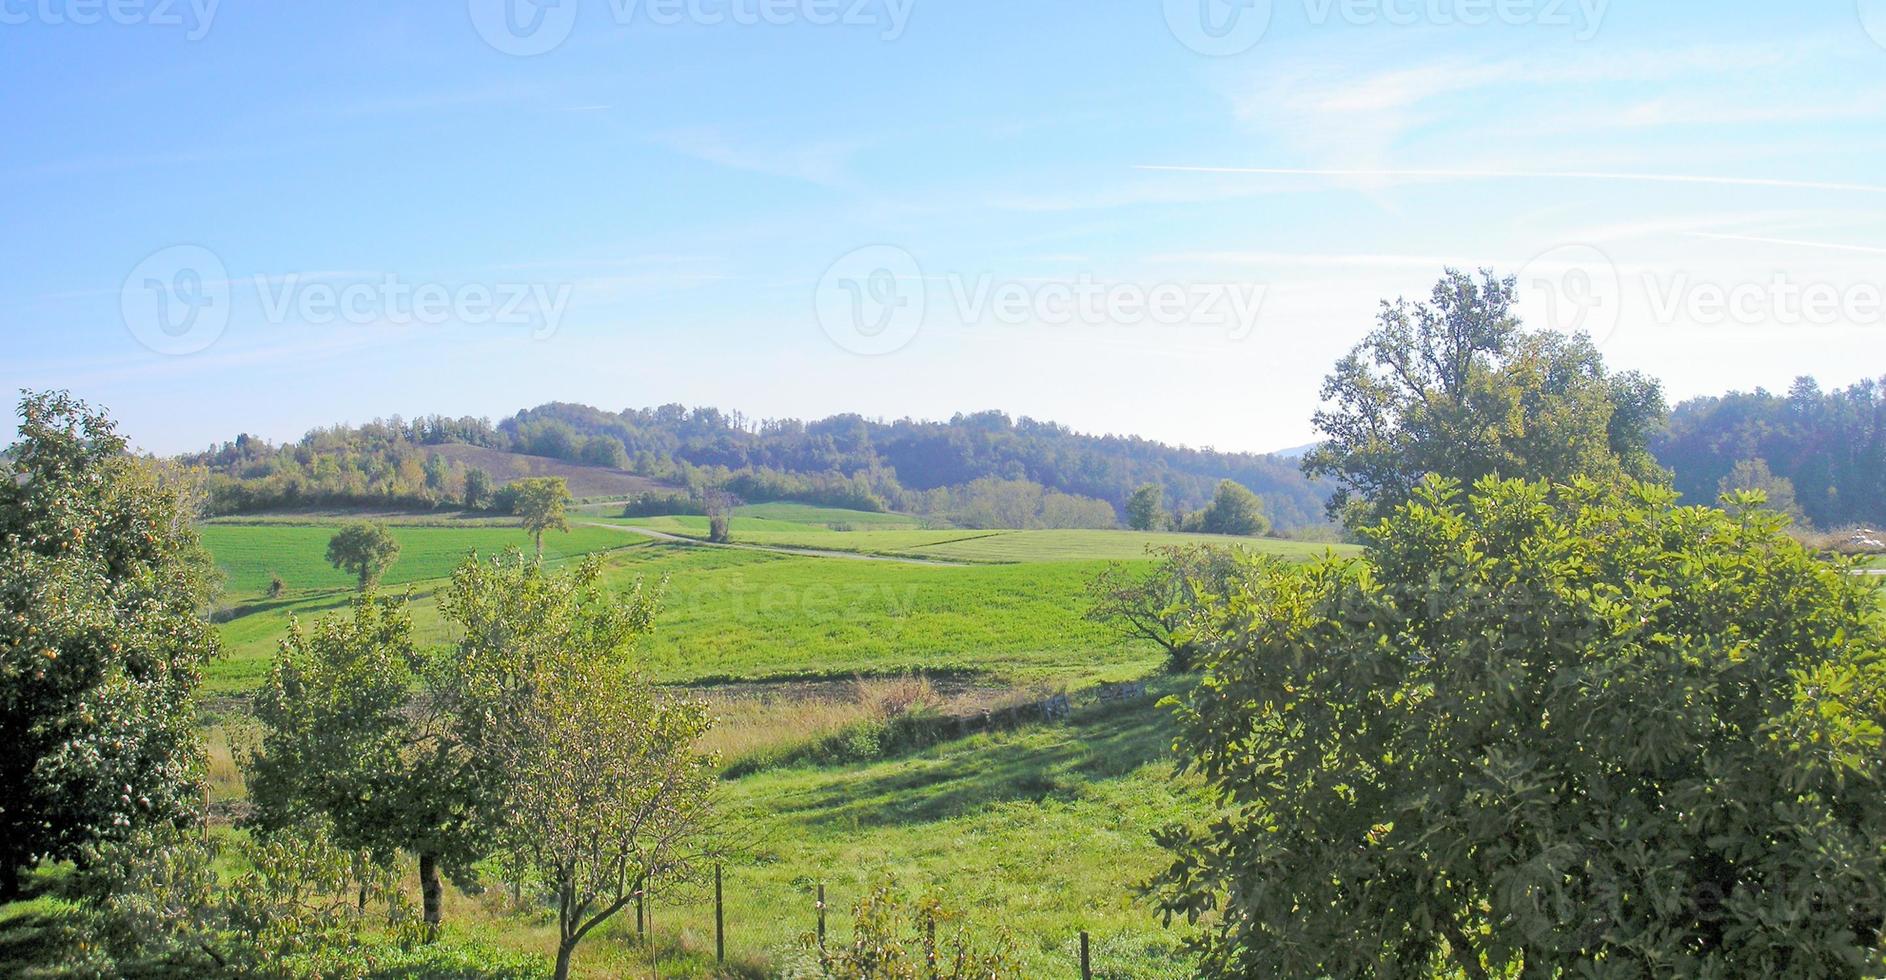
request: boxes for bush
[800,877,1022,979]
[1156,476,1886,977]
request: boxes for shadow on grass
[776,684,1184,830]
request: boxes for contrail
[1683,231,1886,255]
[1134,165,1886,196]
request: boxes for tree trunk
[534,530,544,557]
[554,939,577,980]
[419,852,444,941]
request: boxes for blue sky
[4,0,1885,455]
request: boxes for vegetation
[1304,268,1667,524]
[1087,545,1248,672]
[249,594,485,936]
[1126,483,1165,531]
[0,391,219,897]
[1176,479,1269,536]
[799,878,1022,978]
[509,476,571,556]
[324,521,401,590]
[1654,375,1886,528]
[1156,475,1886,976]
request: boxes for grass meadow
[169,507,1350,976]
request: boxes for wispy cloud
[1683,231,1886,256]
[1134,166,1886,196]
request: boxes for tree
[324,522,400,591]
[510,477,571,556]
[1087,545,1246,672]
[1155,475,1886,977]
[1719,456,1807,525]
[0,391,219,895]
[432,552,695,980]
[248,594,485,938]
[500,653,717,980]
[1194,479,1268,536]
[1126,483,1166,531]
[1303,268,1666,525]
[461,467,493,510]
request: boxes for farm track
[578,521,971,567]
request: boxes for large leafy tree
[0,391,219,894]
[1304,268,1666,524]
[248,594,484,938]
[1156,476,1886,976]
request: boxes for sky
[3,0,1885,456]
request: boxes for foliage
[1126,483,1165,531]
[509,477,570,555]
[800,877,1022,979]
[0,391,219,894]
[1179,480,1268,536]
[432,551,706,980]
[1155,475,1886,977]
[461,468,493,510]
[1087,544,1251,673]
[920,476,1117,530]
[324,521,401,590]
[498,639,718,980]
[709,515,733,543]
[1654,375,1886,528]
[248,593,485,935]
[1719,456,1806,524]
[71,821,417,979]
[1303,268,1667,525]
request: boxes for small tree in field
[324,521,400,590]
[435,551,707,980]
[510,477,571,556]
[1086,545,1246,672]
[462,467,493,510]
[1127,483,1166,531]
[248,594,484,938]
[1156,476,1886,977]
[501,655,717,980]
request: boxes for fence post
[1080,930,1091,980]
[714,863,724,963]
[816,883,826,952]
[635,875,645,938]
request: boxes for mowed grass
[201,522,641,597]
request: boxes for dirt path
[579,521,969,567]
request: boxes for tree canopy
[1304,268,1666,524]
[509,477,570,556]
[324,521,400,591]
[1156,475,1886,977]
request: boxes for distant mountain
[1271,441,1323,460]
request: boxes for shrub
[1156,476,1886,977]
[802,877,1022,978]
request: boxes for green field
[166,511,1352,976]
[201,522,642,597]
